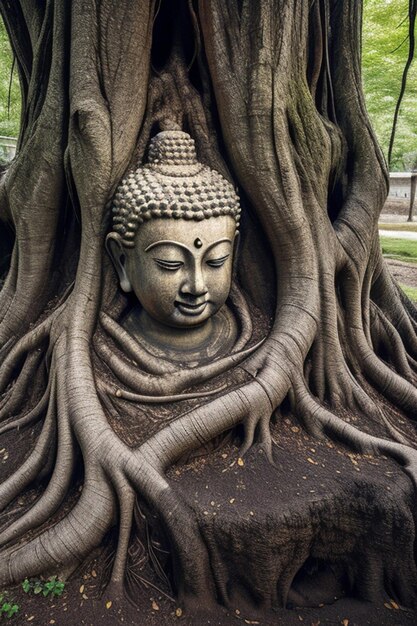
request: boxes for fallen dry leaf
[237,457,244,466]
[106,600,112,609]
[152,600,159,611]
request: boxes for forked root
[0,366,74,548]
[0,310,58,392]
[0,379,50,436]
[0,378,57,511]
[0,471,115,585]
[0,350,46,423]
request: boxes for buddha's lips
[175,300,209,315]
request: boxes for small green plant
[22,576,65,598]
[0,592,19,619]
[42,577,65,598]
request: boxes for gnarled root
[292,373,417,487]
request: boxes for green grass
[379,223,417,233]
[380,236,417,264]
[400,284,417,302]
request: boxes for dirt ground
[2,412,417,626]
[385,259,417,289]
[381,197,415,218]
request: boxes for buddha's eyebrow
[145,240,192,254]
[205,238,233,253]
[145,238,233,254]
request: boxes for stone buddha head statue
[106,130,241,352]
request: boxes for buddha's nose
[181,267,208,299]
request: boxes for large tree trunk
[1,0,417,618]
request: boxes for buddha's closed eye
[206,254,230,268]
[153,259,184,271]
[154,255,230,271]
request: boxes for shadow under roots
[287,557,350,608]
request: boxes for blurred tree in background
[363,0,417,170]
[0,17,20,137]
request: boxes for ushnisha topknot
[111,130,241,248]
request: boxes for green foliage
[0,17,20,137]
[380,236,417,262]
[402,150,417,171]
[0,592,19,620]
[22,576,65,598]
[363,0,417,170]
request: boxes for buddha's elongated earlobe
[232,231,240,278]
[105,233,133,293]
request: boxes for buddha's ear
[105,233,133,293]
[232,230,240,277]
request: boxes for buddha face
[107,216,237,328]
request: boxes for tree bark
[0,0,416,617]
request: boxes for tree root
[0,376,56,511]
[351,326,417,417]
[372,263,417,358]
[95,338,263,396]
[0,470,115,585]
[293,374,417,487]
[0,378,50,436]
[370,302,415,382]
[0,368,72,547]
[0,311,55,393]
[0,350,45,422]
[99,312,177,375]
[99,381,230,404]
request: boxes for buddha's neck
[124,306,215,352]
